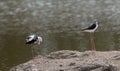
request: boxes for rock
[10,50,120,71]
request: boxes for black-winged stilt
[82,21,98,51]
[26,34,43,57]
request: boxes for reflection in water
[0,0,120,71]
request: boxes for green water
[0,0,120,71]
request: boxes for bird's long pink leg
[90,32,96,52]
[31,47,35,58]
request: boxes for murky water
[0,0,120,71]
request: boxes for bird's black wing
[26,35,38,44]
[85,24,96,30]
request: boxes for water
[0,0,120,71]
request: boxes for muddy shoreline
[10,50,120,71]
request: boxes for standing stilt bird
[82,21,98,51]
[26,34,43,57]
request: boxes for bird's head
[36,36,43,45]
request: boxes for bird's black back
[82,21,98,30]
[26,35,38,44]
[85,23,96,30]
